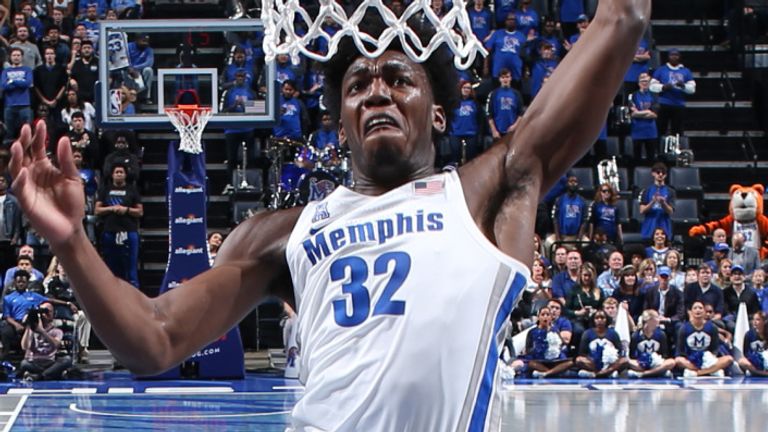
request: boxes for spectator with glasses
[589,183,623,245]
[638,162,675,242]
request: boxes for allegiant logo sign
[174,245,205,256]
[174,214,204,225]
[174,185,204,194]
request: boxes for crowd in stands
[0,0,756,381]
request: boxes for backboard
[97,19,277,129]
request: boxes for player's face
[338,50,445,188]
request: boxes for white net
[165,107,213,154]
[261,0,486,70]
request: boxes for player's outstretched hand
[9,121,85,246]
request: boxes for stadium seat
[233,200,264,224]
[232,168,263,194]
[615,198,631,225]
[570,167,595,196]
[669,167,703,198]
[632,166,654,193]
[672,198,701,225]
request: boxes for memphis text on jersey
[302,210,444,265]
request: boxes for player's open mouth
[363,114,400,135]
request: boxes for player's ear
[338,120,348,150]
[431,104,446,134]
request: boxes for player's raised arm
[511,0,651,194]
[10,122,297,375]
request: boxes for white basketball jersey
[285,170,528,432]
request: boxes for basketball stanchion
[140,101,245,380]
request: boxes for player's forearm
[51,229,169,373]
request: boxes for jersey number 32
[331,252,411,327]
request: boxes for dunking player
[9,1,649,430]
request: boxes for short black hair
[81,39,93,47]
[323,11,459,133]
[13,269,29,280]
[71,111,85,120]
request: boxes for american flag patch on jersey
[413,179,444,195]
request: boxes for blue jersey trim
[468,272,527,432]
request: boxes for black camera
[23,307,43,328]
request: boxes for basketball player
[9,1,650,429]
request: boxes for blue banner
[139,142,245,379]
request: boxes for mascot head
[729,184,765,223]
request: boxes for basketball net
[165,105,213,154]
[260,0,486,70]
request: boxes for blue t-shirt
[468,7,494,42]
[312,129,339,150]
[487,87,523,134]
[553,193,587,236]
[224,85,257,134]
[450,98,480,137]
[0,66,33,106]
[652,64,694,107]
[639,184,674,240]
[485,30,526,79]
[590,201,619,242]
[128,42,154,70]
[531,58,558,99]
[624,38,650,83]
[515,9,539,37]
[3,290,46,321]
[273,96,303,140]
[630,90,658,140]
[560,0,585,22]
[494,0,517,25]
[552,316,573,333]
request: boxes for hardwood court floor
[0,371,767,431]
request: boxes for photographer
[0,269,73,361]
[18,302,71,381]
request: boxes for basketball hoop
[164,104,213,154]
[260,0,486,70]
